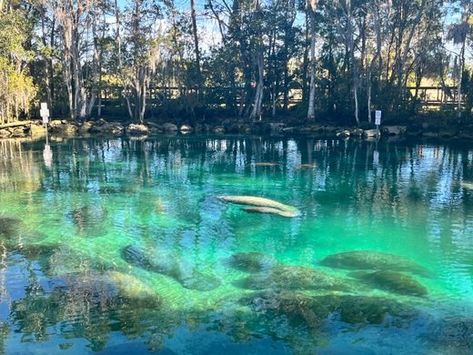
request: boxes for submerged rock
[219,195,300,216]
[121,245,221,291]
[349,270,428,297]
[226,252,278,273]
[320,250,430,276]
[235,265,348,292]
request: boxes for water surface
[0,136,473,354]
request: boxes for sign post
[375,110,382,136]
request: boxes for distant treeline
[0,0,472,126]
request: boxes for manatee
[241,292,417,328]
[234,265,348,291]
[461,181,473,190]
[320,250,431,276]
[255,162,279,167]
[121,245,221,291]
[67,205,108,237]
[106,271,161,306]
[218,195,299,215]
[0,216,21,239]
[297,164,316,170]
[242,206,300,218]
[349,270,428,297]
[425,317,473,353]
[226,252,278,273]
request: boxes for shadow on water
[0,136,473,353]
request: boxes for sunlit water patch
[0,136,473,354]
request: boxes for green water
[1,136,473,354]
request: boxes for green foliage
[0,7,36,123]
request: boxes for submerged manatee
[219,195,301,218]
[320,250,430,276]
[234,265,348,291]
[67,205,108,237]
[121,245,221,291]
[226,252,278,273]
[349,270,428,297]
[241,292,417,329]
[0,216,21,239]
[106,271,161,306]
[255,162,279,167]
[242,206,300,218]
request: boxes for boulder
[127,123,149,136]
[268,123,285,133]
[162,123,178,132]
[382,125,407,136]
[78,121,94,134]
[30,124,47,137]
[0,129,10,138]
[10,126,28,137]
[350,128,365,137]
[48,120,78,135]
[213,126,225,134]
[336,129,351,137]
[363,129,379,138]
[90,121,124,135]
[180,124,193,133]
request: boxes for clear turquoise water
[0,136,473,354]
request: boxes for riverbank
[1,116,473,141]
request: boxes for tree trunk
[307,11,316,121]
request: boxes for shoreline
[1,118,473,143]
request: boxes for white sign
[40,102,50,124]
[375,110,382,126]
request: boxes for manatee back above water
[121,245,221,291]
[320,250,431,276]
[349,270,428,297]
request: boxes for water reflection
[0,136,473,353]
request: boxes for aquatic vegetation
[121,245,221,291]
[219,195,300,217]
[226,252,278,273]
[349,270,428,297]
[235,265,348,291]
[320,250,430,276]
